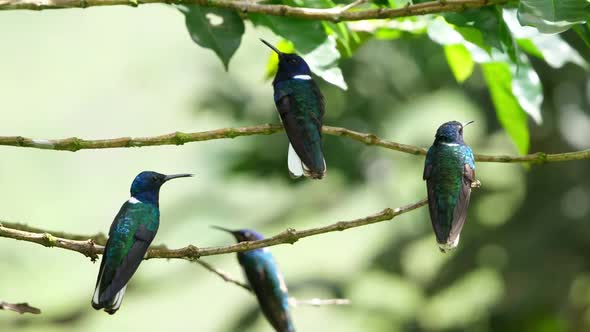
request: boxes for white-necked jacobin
[261,39,326,180]
[213,226,295,332]
[423,121,476,252]
[91,171,192,314]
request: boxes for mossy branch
[0,198,427,263]
[0,0,508,23]
[0,185,487,303]
[0,124,587,163]
[0,222,352,308]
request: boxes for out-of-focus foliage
[178,5,245,69]
[517,0,590,33]
[0,2,589,332]
[179,0,589,154]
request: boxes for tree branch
[0,301,41,314]
[0,198,428,262]
[0,0,507,22]
[0,124,588,163]
[0,221,107,243]
[3,186,491,302]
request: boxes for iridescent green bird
[261,39,326,179]
[423,121,475,252]
[91,171,192,314]
[213,226,295,332]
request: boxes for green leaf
[516,39,544,59]
[251,13,347,89]
[374,28,403,40]
[367,19,428,40]
[511,58,543,124]
[427,18,492,63]
[249,14,327,54]
[446,7,519,62]
[572,23,590,47]
[324,22,353,57]
[178,5,245,70]
[444,44,475,82]
[427,15,542,152]
[445,7,504,51]
[517,0,590,33]
[498,9,520,64]
[428,16,544,124]
[264,40,295,80]
[454,26,491,53]
[482,62,530,155]
[301,36,348,90]
[505,9,588,69]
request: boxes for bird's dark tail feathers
[91,268,127,315]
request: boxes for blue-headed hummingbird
[423,121,476,252]
[213,226,295,332]
[91,171,192,314]
[261,39,326,180]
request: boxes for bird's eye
[152,175,158,181]
[289,59,297,64]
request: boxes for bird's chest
[125,204,160,233]
[430,146,466,184]
[274,80,320,114]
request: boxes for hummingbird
[261,39,326,180]
[91,171,192,314]
[213,226,295,332]
[423,121,476,252]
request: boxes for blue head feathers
[261,39,312,84]
[212,226,265,242]
[130,171,192,204]
[435,121,474,144]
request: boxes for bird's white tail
[438,234,461,253]
[287,144,304,178]
[288,143,326,179]
[108,285,127,313]
[92,269,104,307]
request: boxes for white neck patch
[442,142,460,146]
[292,74,312,80]
[128,197,141,204]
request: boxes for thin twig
[196,259,350,306]
[0,301,41,314]
[194,259,252,292]
[0,0,508,23]
[338,0,367,12]
[0,124,587,163]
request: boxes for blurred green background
[1,5,589,332]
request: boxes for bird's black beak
[260,38,283,58]
[164,173,193,182]
[211,225,241,241]
[462,120,475,128]
[210,225,235,234]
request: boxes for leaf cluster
[180,0,589,154]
